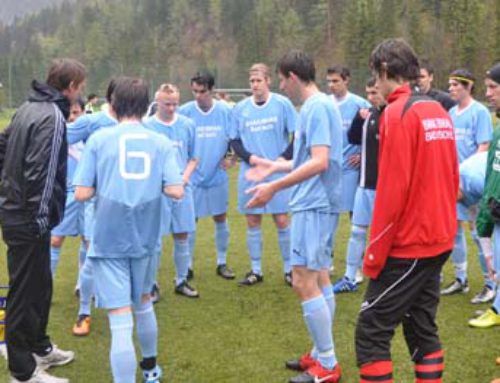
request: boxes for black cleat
[216,264,235,279]
[238,271,263,286]
[174,281,199,298]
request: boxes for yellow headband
[449,75,474,84]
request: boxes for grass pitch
[0,110,498,382]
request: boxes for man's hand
[348,154,361,167]
[359,108,370,120]
[245,161,276,182]
[246,182,276,208]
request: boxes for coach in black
[0,58,86,383]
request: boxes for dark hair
[419,58,434,76]
[46,58,86,92]
[105,78,118,103]
[366,77,376,88]
[369,38,420,81]
[190,71,215,90]
[327,65,350,80]
[486,63,500,84]
[449,68,475,94]
[276,50,316,83]
[75,96,85,110]
[87,93,98,101]
[111,77,149,120]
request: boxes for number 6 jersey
[74,121,183,258]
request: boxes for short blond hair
[157,83,180,95]
[249,63,271,79]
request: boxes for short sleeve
[305,104,331,149]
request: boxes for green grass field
[0,109,499,382]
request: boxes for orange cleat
[72,315,91,336]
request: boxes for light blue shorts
[290,210,336,271]
[341,170,360,213]
[457,202,470,222]
[162,186,196,235]
[193,182,228,218]
[52,191,85,237]
[237,167,290,215]
[352,187,376,226]
[89,255,158,309]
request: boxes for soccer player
[84,93,98,114]
[67,79,118,337]
[74,77,183,383]
[469,63,500,331]
[0,58,86,383]
[326,65,370,216]
[247,50,343,383]
[355,38,458,383]
[178,71,235,280]
[441,68,494,303]
[230,63,297,286]
[145,83,200,298]
[417,59,456,111]
[50,98,87,278]
[333,77,385,294]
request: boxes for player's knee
[50,236,64,248]
[213,213,226,223]
[273,214,289,229]
[174,232,188,240]
[246,214,262,228]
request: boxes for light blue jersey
[144,114,197,169]
[74,122,183,259]
[231,93,297,213]
[290,92,343,213]
[332,92,370,171]
[460,151,487,207]
[67,110,117,144]
[449,100,493,163]
[178,100,230,188]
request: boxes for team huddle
[1,37,500,383]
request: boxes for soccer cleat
[238,271,263,286]
[285,272,293,287]
[471,285,496,304]
[333,276,358,294]
[285,352,316,371]
[143,365,162,383]
[10,367,69,383]
[468,309,500,328]
[174,281,199,298]
[33,345,74,370]
[216,264,236,280]
[72,315,91,337]
[187,268,194,280]
[440,278,469,295]
[151,283,160,304]
[289,362,342,383]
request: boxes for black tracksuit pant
[356,251,451,366]
[2,224,53,381]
